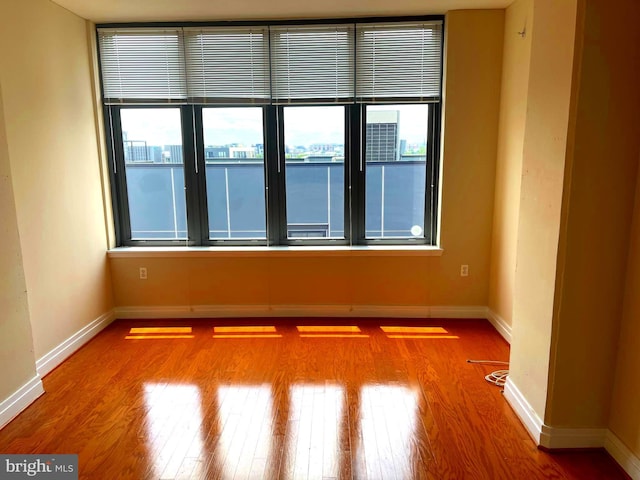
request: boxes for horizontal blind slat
[356,21,443,101]
[270,25,354,104]
[184,27,270,103]
[98,21,443,105]
[98,28,187,102]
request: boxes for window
[365,104,430,239]
[119,108,187,240]
[202,107,266,240]
[98,18,443,247]
[283,106,346,240]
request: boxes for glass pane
[365,105,428,239]
[203,108,266,240]
[121,108,187,240]
[283,106,345,240]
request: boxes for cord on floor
[467,359,509,387]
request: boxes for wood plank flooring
[0,318,629,479]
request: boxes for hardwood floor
[0,318,628,479]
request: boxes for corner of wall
[86,20,116,250]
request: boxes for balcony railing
[124,161,426,240]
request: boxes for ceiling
[50,0,513,23]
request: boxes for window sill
[107,245,444,258]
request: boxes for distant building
[123,140,165,163]
[366,110,400,162]
[205,146,230,160]
[229,146,255,159]
[163,145,183,164]
[148,146,163,163]
[123,140,149,162]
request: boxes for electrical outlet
[139,267,147,280]
[460,265,469,277]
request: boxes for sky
[120,104,430,147]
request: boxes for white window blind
[98,28,187,103]
[356,22,443,102]
[184,27,270,104]
[97,21,444,105]
[270,25,355,104]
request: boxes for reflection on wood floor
[0,319,628,479]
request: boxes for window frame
[98,16,444,248]
[195,105,270,246]
[357,102,441,245]
[276,104,352,247]
[105,104,201,247]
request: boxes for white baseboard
[36,311,115,378]
[114,304,488,320]
[539,425,607,449]
[346,305,486,318]
[271,304,354,317]
[429,305,487,318]
[504,377,544,444]
[605,430,640,480]
[0,376,44,430]
[115,305,282,319]
[486,308,512,344]
[504,377,608,449]
[115,305,201,319]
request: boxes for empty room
[1,0,640,478]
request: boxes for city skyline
[120,104,431,148]
[122,139,429,161]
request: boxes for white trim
[114,304,487,320]
[429,305,487,318]
[504,377,544,444]
[350,305,431,318]
[0,376,44,430]
[605,430,640,480]
[539,425,607,449]
[107,245,444,258]
[486,308,512,343]
[36,311,115,378]
[272,305,354,317]
[115,305,269,319]
[504,378,609,449]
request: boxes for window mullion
[349,103,365,245]
[426,102,441,244]
[264,105,284,246]
[275,106,288,244]
[181,105,205,246]
[108,107,132,246]
[343,105,353,245]
[193,106,210,244]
